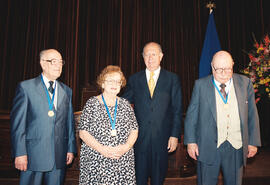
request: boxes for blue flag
[199,11,221,78]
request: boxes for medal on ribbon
[111,129,117,136]
[41,75,56,117]
[212,78,231,108]
[48,110,54,117]
[102,94,118,136]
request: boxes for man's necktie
[148,72,155,98]
[220,83,227,99]
[48,81,54,94]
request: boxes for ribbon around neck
[41,75,56,112]
[101,94,118,130]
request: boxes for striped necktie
[48,81,54,94]
[220,83,227,99]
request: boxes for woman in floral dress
[78,65,138,185]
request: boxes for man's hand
[187,143,199,160]
[66,153,74,165]
[167,137,178,153]
[15,155,28,171]
[247,145,258,158]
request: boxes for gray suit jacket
[10,75,77,171]
[184,74,261,165]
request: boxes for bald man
[10,49,77,185]
[123,42,182,185]
[184,51,261,185]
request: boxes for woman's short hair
[96,65,126,89]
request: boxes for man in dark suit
[184,51,261,185]
[123,42,182,185]
[10,49,77,185]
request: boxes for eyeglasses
[42,59,65,65]
[212,66,233,74]
[104,80,122,86]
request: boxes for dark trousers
[20,164,66,185]
[197,141,243,185]
[135,145,168,185]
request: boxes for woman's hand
[99,145,118,159]
[100,144,130,159]
[113,144,130,159]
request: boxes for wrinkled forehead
[212,53,233,67]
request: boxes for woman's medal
[111,129,117,136]
[102,94,118,137]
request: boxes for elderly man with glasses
[10,49,77,185]
[184,50,261,185]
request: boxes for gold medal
[224,104,229,109]
[111,129,117,136]
[48,110,54,117]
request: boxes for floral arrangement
[242,34,270,103]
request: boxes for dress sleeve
[77,98,94,132]
[125,99,138,131]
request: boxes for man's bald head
[211,51,234,83]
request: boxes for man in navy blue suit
[184,51,261,185]
[123,42,182,185]
[10,49,77,185]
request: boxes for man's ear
[40,61,45,70]
[159,52,164,61]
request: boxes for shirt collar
[42,73,56,88]
[145,67,161,77]
[214,78,232,93]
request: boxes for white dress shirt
[214,78,232,95]
[145,66,161,86]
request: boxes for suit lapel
[232,74,245,126]
[206,76,217,122]
[151,69,164,100]
[139,71,152,100]
[56,81,66,109]
[35,75,48,102]
[34,75,55,117]
[36,76,67,112]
